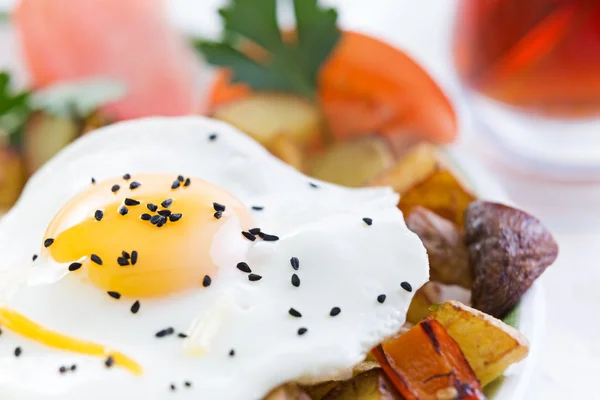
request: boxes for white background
[1,0,599,399]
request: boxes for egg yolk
[43,174,254,297]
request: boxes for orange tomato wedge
[15,0,201,120]
[372,319,486,400]
[207,31,457,144]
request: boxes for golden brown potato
[465,201,558,318]
[368,143,438,194]
[431,300,529,387]
[266,134,305,171]
[406,282,441,324]
[302,381,339,400]
[213,93,323,149]
[264,383,312,400]
[23,112,79,176]
[322,369,402,400]
[309,137,395,187]
[406,206,471,288]
[0,142,25,210]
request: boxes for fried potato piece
[406,281,441,324]
[368,143,438,194]
[322,369,402,400]
[303,381,339,400]
[266,134,305,171]
[368,144,475,226]
[0,142,25,210]
[265,383,312,400]
[406,207,471,288]
[213,93,323,149]
[309,137,395,187]
[23,111,79,176]
[431,301,530,387]
[465,201,558,318]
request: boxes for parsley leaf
[195,0,340,98]
[0,71,32,146]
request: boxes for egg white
[0,117,428,399]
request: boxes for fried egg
[0,117,428,399]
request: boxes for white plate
[447,149,545,399]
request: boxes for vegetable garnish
[196,0,340,99]
[0,71,31,146]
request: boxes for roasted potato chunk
[213,93,323,149]
[406,206,471,288]
[431,301,529,387]
[266,134,305,171]
[322,369,402,400]
[406,281,441,324]
[368,143,438,194]
[0,142,25,211]
[265,383,311,400]
[23,111,79,175]
[465,201,558,318]
[309,137,395,187]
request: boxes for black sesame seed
[68,262,82,272]
[363,217,373,226]
[178,333,188,339]
[44,238,54,248]
[131,251,138,265]
[213,202,226,212]
[59,366,67,374]
[251,205,264,211]
[94,210,104,221]
[170,384,176,391]
[130,300,141,314]
[209,133,218,141]
[249,228,261,235]
[129,181,141,190]
[150,215,162,225]
[242,231,256,241]
[117,257,130,266]
[229,349,235,357]
[121,251,130,259]
[291,274,300,287]
[297,328,308,336]
[171,180,180,189]
[400,281,413,292]
[123,173,131,180]
[213,211,222,219]
[14,347,22,357]
[248,274,262,282]
[377,294,387,304]
[105,355,114,368]
[330,307,341,317]
[158,209,171,217]
[70,364,77,371]
[107,291,121,300]
[91,254,103,265]
[184,381,192,388]
[184,177,191,187]
[288,308,302,318]
[236,262,251,273]
[155,327,175,338]
[118,206,129,216]
[309,182,319,188]
[147,203,158,212]
[169,213,182,222]
[124,198,140,206]
[161,198,173,208]
[202,275,212,287]
[177,175,184,182]
[260,233,279,242]
[290,257,299,270]
[32,254,38,261]
[156,217,166,228]
[140,213,152,221]
[91,177,96,184]
[111,184,120,193]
